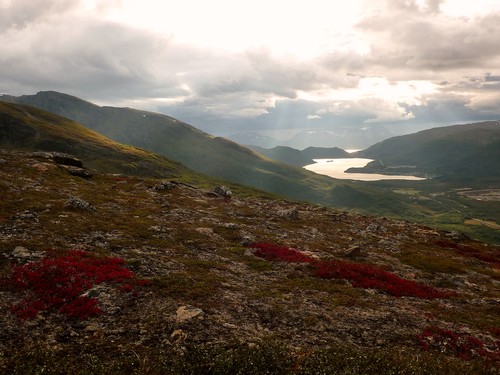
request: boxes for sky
[1,0,500,140]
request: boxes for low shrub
[433,240,500,267]
[250,243,314,263]
[314,259,451,299]
[417,325,500,361]
[249,242,451,299]
[8,250,149,320]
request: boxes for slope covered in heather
[0,149,499,374]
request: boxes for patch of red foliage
[249,242,451,299]
[314,260,450,299]
[433,240,500,268]
[417,326,500,361]
[250,243,314,263]
[8,250,149,320]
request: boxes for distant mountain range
[228,126,393,150]
[248,145,350,167]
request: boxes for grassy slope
[0,101,191,179]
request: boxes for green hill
[0,101,189,178]
[357,121,500,184]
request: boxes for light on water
[304,158,426,181]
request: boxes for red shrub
[433,240,500,267]
[313,260,450,299]
[417,326,500,361]
[8,250,148,320]
[248,242,450,299]
[250,243,314,263]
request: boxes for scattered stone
[212,185,232,198]
[31,163,50,172]
[171,329,187,342]
[154,181,176,190]
[61,165,93,179]
[196,227,217,237]
[366,223,386,233]
[345,245,362,259]
[64,196,95,211]
[51,153,84,168]
[176,305,204,323]
[225,223,239,229]
[445,231,470,242]
[12,246,43,260]
[277,206,299,220]
[240,233,256,246]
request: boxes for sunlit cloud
[1,0,499,141]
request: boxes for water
[303,158,426,181]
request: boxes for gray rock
[176,305,204,323]
[61,165,92,179]
[277,207,299,220]
[213,185,232,198]
[64,196,95,211]
[154,181,176,190]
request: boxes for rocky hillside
[0,149,499,374]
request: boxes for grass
[399,251,466,274]
[2,339,498,375]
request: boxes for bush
[417,325,500,361]
[8,250,149,320]
[249,242,451,299]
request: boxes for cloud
[0,0,77,31]
[0,0,499,142]
[357,0,500,74]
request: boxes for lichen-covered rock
[64,196,95,211]
[213,185,232,198]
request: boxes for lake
[303,158,426,181]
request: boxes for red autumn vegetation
[8,250,149,320]
[250,242,314,263]
[433,240,500,267]
[314,260,451,299]
[417,325,500,361]
[250,242,451,299]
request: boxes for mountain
[285,126,393,150]
[301,146,350,160]
[356,121,500,183]
[1,147,499,374]
[0,101,188,178]
[249,145,350,167]
[0,91,413,217]
[227,132,280,148]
